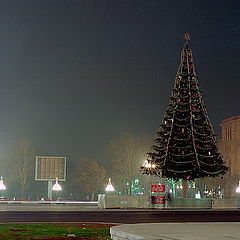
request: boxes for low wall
[170,198,212,209]
[99,195,240,209]
[98,194,149,209]
[98,194,212,209]
[212,198,237,208]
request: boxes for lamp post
[141,159,156,173]
[0,177,6,191]
[105,178,114,192]
[0,177,6,199]
[52,178,62,191]
[236,181,240,207]
[141,159,158,207]
[52,178,62,201]
[236,181,240,194]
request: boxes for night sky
[0,0,239,168]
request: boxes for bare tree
[106,133,153,195]
[76,158,107,201]
[9,140,35,199]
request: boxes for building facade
[217,116,240,198]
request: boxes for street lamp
[236,181,240,194]
[105,178,114,192]
[0,177,6,190]
[52,178,62,191]
[141,159,159,207]
[195,191,201,199]
[141,159,156,174]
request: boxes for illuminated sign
[151,184,165,193]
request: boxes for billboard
[35,156,66,181]
[151,184,165,193]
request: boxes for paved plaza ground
[111,222,240,240]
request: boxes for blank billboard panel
[35,156,66,181]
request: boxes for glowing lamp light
[0,177,6,190]
[236,181,240,193]
[52,178,62,191]
[195,191,201,199]
[142,159,148,166]
[105,178,114,192]
[146,163,151,168]
[142,159,156,169]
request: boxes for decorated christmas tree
[142,34,228,184]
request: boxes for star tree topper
[184,33,191,42]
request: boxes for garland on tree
[142,33,228,181]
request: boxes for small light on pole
[195,191,201,199]
[0,177,6,190]
[52,178,62,191]
[236,181,240,194]
[141,159,156,174]
[105,178,114,192]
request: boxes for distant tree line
[0,133,153,200]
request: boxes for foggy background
[0,0,239,199]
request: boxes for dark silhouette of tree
[9,140,35,199]
[76,158,107,201]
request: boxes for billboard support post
[48,180,53,200]
[35,156,66,200]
